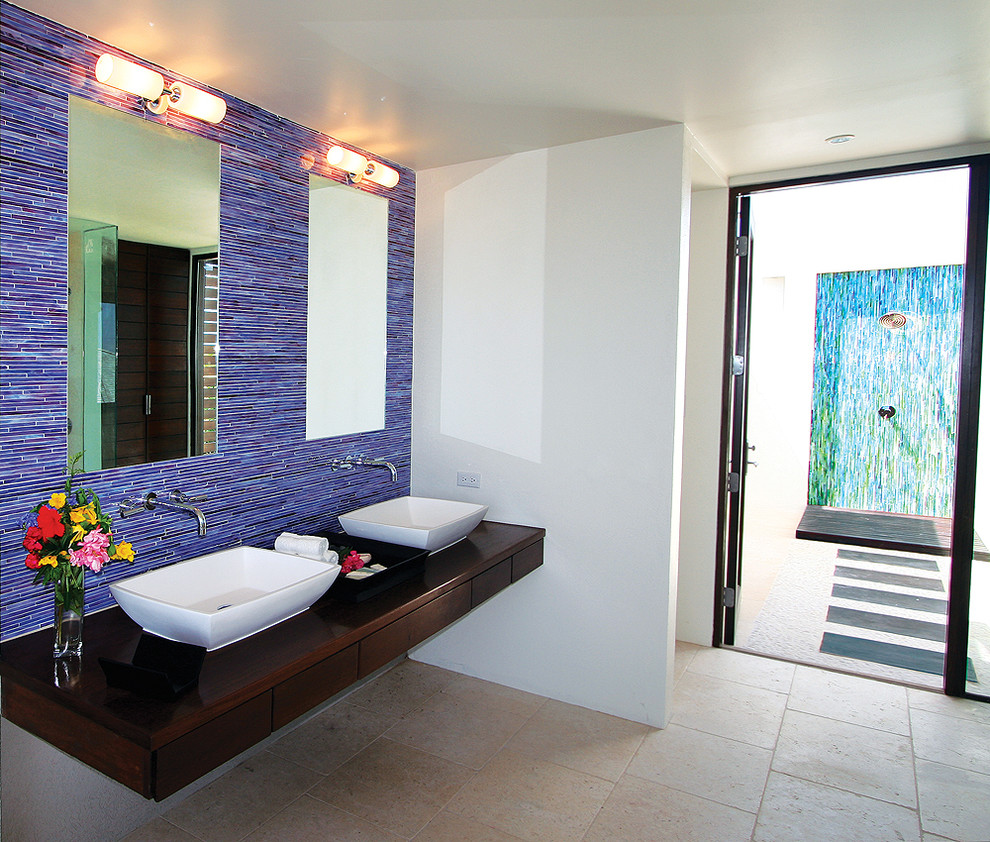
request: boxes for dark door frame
[714,153,990,700]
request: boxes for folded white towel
[274,532,340,565]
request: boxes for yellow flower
[38,555,59,567]
[48,492,67,509]
[70,523,88,544]
[70,505,96,525]
[112,541,135,562]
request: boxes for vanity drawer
[511,540,543,581]
[472,558,512,607]
[359,583,472,677]
[154,692,272,799]
[272,644,359,730]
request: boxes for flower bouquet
[22,453,135,657]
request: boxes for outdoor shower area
[732,166,990,695]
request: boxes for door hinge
[735,235,749,257]
[144,394,152,416]
[727,471,740,493]
[732,355,745,376]
[722,587,736,608]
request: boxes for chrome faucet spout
[330,455,398,482]
[121,490,208,536]
[360,458,398,482]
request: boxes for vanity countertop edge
[0,520,544,798]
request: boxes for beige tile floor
[123,646,990,842]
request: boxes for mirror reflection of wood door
[116,240,190,465]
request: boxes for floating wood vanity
[0,521,544,800]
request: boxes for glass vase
[54,571,85,659]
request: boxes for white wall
[410,126,692,727]
[675,187,729,644]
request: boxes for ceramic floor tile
[242,794,404,841]
[164,750,323,842]
[446,749,613,842]
[441,674,547,717]
[385,675,545,769]
[268,700,398,774]
[119,818,201,842]
[923,835,960,842]
[309,737,474,838]
[345,658,460,718]
[772,709,916,807]
[688,646,796,694]
[907,688,990,725]
[584,774,756,842]
[674,640,702,684]
[670,671,788,749]
[787,665,911,735]
[626,722,771,812]
[910,708,990,774]
[754,772,921,842]
[503,698,650,781]
[412,811,528,841]
[916,758,990,842]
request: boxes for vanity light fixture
[95,54,227,124]
[327,145,400,188]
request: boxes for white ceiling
[15,0,990,177]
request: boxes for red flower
[25,553,40,570]
[22,525,43,552]
[340,550,365,574]
[37,505,65,540]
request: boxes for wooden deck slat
[796,506,989,561]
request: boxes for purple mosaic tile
[0,1,415,640]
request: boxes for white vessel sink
[339,496,488,552]
[110,546,340,650]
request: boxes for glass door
[946,160,990,699]
[720,156,989,699]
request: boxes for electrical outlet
[457,471,482,488]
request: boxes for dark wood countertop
[0,521,545,751]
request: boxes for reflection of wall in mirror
[306,177,389,439]
[67,96,220,469]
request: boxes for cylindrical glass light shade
[364,161,400,188]
[327,146,369,177]
[95,54,164,101]
[168,82,227,124]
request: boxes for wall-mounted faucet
[329,455,398,482]
[119,490,209,537]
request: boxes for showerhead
[879,312,909,330]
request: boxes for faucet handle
[169,489,208,504]
[119,493,154,518]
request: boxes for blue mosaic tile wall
[0,1,415,640]
[808,265,963,517]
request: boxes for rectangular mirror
[68,97,221,470]
[306,176,388,439]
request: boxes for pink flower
[69,527,111,572]
[340,550,365,574]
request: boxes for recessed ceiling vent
[879,312,909,330]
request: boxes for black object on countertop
[99,633,207,701]
[320,531,429,603]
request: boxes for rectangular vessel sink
[110,546,340,650]
[338,496,488,552]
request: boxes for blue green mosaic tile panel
[808,265,963,517]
